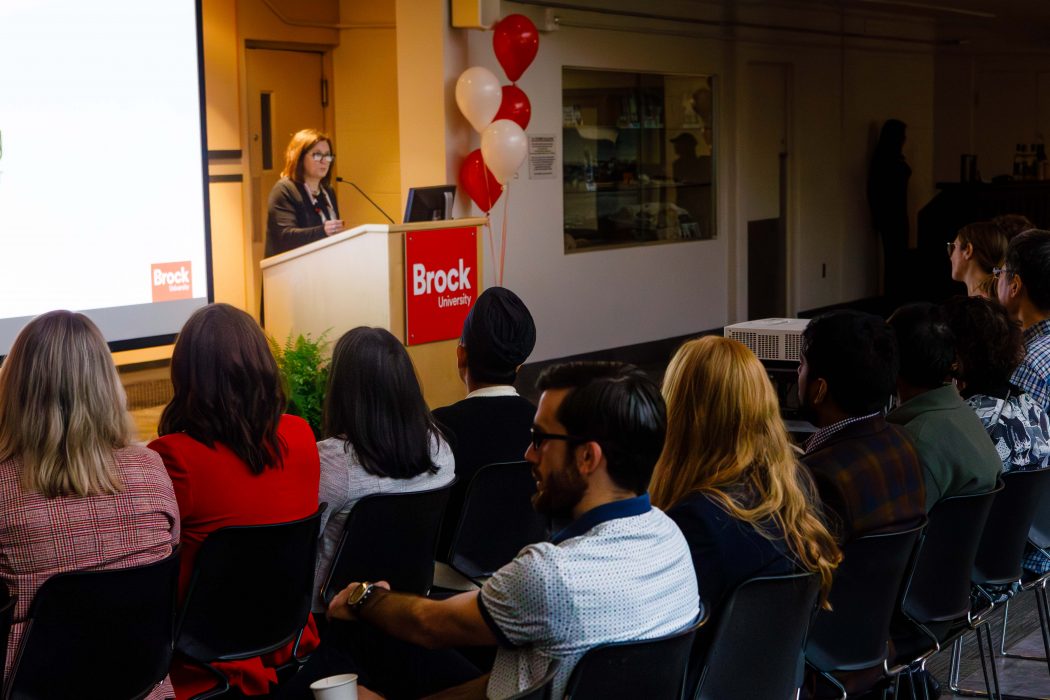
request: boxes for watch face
[348,583,369,605]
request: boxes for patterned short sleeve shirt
[478,494,699,699]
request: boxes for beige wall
[128,1,1050,371]
[333,0,400,227]
[935,51,1050,184]
[456,1,937,361]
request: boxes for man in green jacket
[887,303,1001,510]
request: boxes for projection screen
[0,0,212,355]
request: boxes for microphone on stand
[335,177,395,225]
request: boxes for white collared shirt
[465,385,520,400]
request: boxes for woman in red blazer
[149,303,321,699]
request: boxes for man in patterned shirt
[798,310,926,542]
[326,362,699,700]
[998,228,1050,412]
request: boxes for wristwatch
[346,581,377,610]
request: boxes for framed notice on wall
[404,227,478,345]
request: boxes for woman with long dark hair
[313,327,454,606]
[149,303,321,698]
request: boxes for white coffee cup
[310,673,359,700]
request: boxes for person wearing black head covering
[433,287,538,561]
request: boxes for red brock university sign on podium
[404,226,478,345]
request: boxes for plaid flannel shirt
[1013,318,1050,412]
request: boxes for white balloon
[481,119,527,185]
[455,67,502,133]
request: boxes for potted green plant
[269,330,330,439]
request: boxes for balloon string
[482,167,494,215]
[499,184,510,287]
[485,217,496,288]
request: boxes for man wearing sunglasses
[998,229,1050,412]
[322,361,699,700]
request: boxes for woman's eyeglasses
[309,152,334,163]
[946,241,959,255]
[993,266,1013,280]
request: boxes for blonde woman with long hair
[0,311,178,698]
[650,336,841,611]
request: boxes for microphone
[335,177,395,225]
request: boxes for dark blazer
[433,393,537,558]
[802,415,926,543]
[667,492,794,613]
[265,178,340,257]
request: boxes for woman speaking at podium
[265,128,344,257]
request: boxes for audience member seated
[941,295,1050,473]
[0,311,178,699]
[998,229,1050,411]
[886,303,1001,509]
[948,221,1008,299]
[799,310,926,541]
[314,327,454,608]
[433,287,537,558]
[993,213,1034,241]
[149,303,321,699]
[650,335,841,614]
[306,362,698,700]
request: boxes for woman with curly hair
[650,335,841,612]
[948,221,1010,299]
[941,295,1050,472]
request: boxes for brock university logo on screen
[151,261,193,303]
[404,227,478,346]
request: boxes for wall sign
[528,134,556,179]
[404,226,478,346]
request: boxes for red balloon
[493,14,539,83]
[494,85,531,130]
[459,149,503,213]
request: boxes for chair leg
[985,622,1003,700]
[999,598,1011,656]
[973,623,1003,700]
[817,669,847,700]
[948,636,964,693]
[1038,584,1050,677]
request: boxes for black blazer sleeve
[265,179,329,257]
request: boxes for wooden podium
[260,217,486,408]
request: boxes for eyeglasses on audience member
[529,428,592,451]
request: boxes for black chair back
[176,506,325,663]
[974,469,1050,587]
[900,483,1001,628]
[806,521,925,675]
[321,482,454,603]
[693,572,821,700]
[6,549,179,700]
[565,614,705,700]
[506,661,559,700]
[0,594,14,691]
[449,462,548,580]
